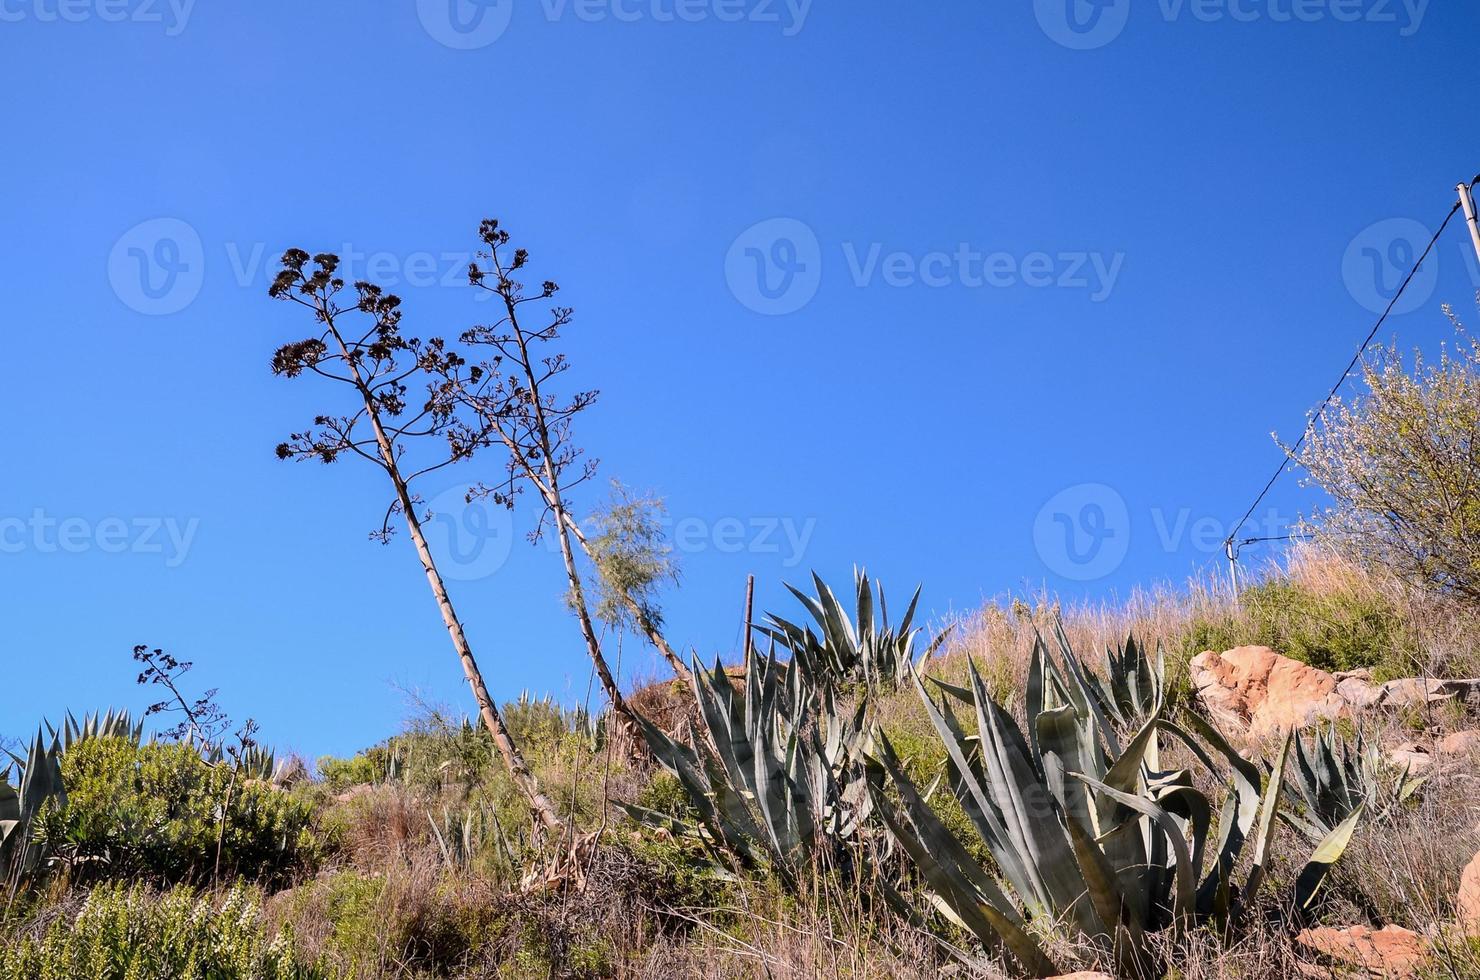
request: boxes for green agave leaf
[969,660,1086,922]
[1159,713,1261,915]
[930,684,1039,902]
[868,734,1025,926]
[1243,730,1293,909]
[927,675,975,706]
[866,762,1059,978]
[1294,803,1364,913]
[1036,705,1096,830]
[1074,772,1196,925]
[1065,813,1154,978]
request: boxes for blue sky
[2,0,1477,760]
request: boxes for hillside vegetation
[4,547,1480,978]
[5,237,1478,978]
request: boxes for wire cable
[1223,200,1464,555]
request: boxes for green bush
[0,882,323,980]
[1179,578,1414,678]
[316,748,389,791]
[36,736,321,887]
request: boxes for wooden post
[743,574,755,669]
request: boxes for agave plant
[427,805,507,872]
[47,709,145,753]
[761,569,949,690]
[866,642,1363,978]
[1,729,66,895]
[1091,629,1166,728]
[623,649,874,887]
[1283,723,1422,842]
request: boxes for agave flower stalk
[268,248,564,835]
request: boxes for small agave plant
[761,569,949,691]
[1090,628,1166,729]
[866,634,1363,978]
[1282,723,1423,842]
[1,729,66,895]
[622,649,874,888]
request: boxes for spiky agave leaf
[1283,723,1420,842]
[873,653,1364,973]
[0,728,66,892]
[761,569,948,691]
[863,733,1059,978]
[627,647,872,885]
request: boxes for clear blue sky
[3,1,1477,760]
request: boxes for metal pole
[1224,540,1241,609]
[1459,178,1480,270]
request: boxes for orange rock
[1190,646,1347,738]
[1459,849,1480,933]
[1296,924,1427,976]
[1437,730,1480,755]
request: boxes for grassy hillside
[4,548,1480,978]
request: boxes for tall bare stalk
[446,221,662,739]
[267,249,563,834]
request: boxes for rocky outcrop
[1189,646,1347,738]
[1191,647,1480,739]
[1339,672,1480,712]
[1295,924,1427,976]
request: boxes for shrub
[1179,576,1413,677]
[1242,579,1412,675]
[0,882,323,979]
[35,736,321,887]
[316,748,390,791]
[1292,320,1480,605]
